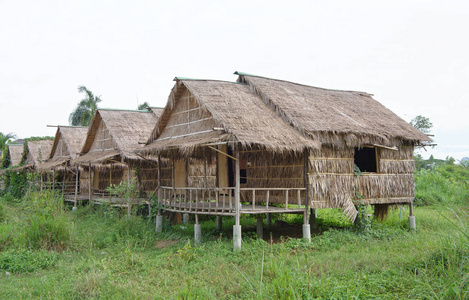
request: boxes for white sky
[1,0,468,161]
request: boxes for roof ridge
[234,71,371,95]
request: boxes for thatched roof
[38,126,88,171]
[8,144,24,167]
[21,139,54,170]
[73,108,162,166]
[142,79,320,154]
[236,72,431,148]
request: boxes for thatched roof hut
[143,78,319,155]
[73,108,162,167]
[235,71,431,148]
[38,126,88,172]
[7,144,24,167]
[21,139,54,171]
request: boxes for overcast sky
[1,0,468,161]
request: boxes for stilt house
[73,108,162,208]
[38,126,88,204]
[139,72,430,250]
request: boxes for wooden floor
[64,195,89,202]
[91,197,150,207]
[159,200,306,216]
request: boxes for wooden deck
[159,200,306,216]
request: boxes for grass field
[0,165,468,299]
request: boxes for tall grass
[22,191,72,251]
[415,165,469,206]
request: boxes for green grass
[0,168,468,299]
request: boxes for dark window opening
[240,159,247,184]
[354,147,377,173]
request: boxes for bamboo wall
[89,121,117,152]
[159,88,216,139]
[308,145,415,212]
[238,149,306,204]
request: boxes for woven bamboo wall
[239,149,305,204]
[89,121,117,152]
[308,145,415,211]
[159,88,215,139]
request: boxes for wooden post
[409,201,416,233]
[302,148,311,242]
[73,167,78,210]
[40,173,43,191]
[233,146,242,251]
[88,163,92,204]
[157,152,162,202]
[127,166,131,217]
[52,170,55,191]
[235,148,240,226]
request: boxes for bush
[22,191,72,251]
[414,166,469,206]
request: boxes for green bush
[414,166,469,206]
[22,191,72,251]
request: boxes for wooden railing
[158,186,307,214]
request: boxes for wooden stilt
[74,167,79,210]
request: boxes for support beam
[73,167,78,211]
[266,213,272,228]
[217,216,223,232]
[409,202,416,233]
[127,166,131,218]
[310,208,317,230]
[156,211,163,232]
[88,163,92,204]
[233,147,242,251]
[256,216,263,239]
[183,213,189,225]
[302,148,311,241]
[194,215,201,244]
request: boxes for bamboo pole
[74,167,78,209]
[235,148,240,225]
[88,163,92,204]
[127,166,131,218]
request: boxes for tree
[69,86,102,126]
[0,132,16,167]
[137,101,150,110]
[410,115,433,134]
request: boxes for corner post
[302,148,311,242]
[409,201,416,233]
[233,146,242,251]
[194,214,201,244]
[73,167,79,211]
[88,163,92,204]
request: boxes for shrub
[22,191,72,251]
[414,166,469,206]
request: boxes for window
[240,159,247,184]
[354,147,377,173]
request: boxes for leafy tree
[0,132,16,166]
[137,101,150,110]
[445,156,455,165]
[69,86,102,126]
[410,115,433,134]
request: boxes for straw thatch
[7,144,24,167]
[21,139,54,170]
[73,108,162,167]
[236,72,431,149]
[142,79,319,155]
[38,126,88,171]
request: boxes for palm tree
[0,132,16,167]
[69,86,102,126]
[137,101,150,110]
